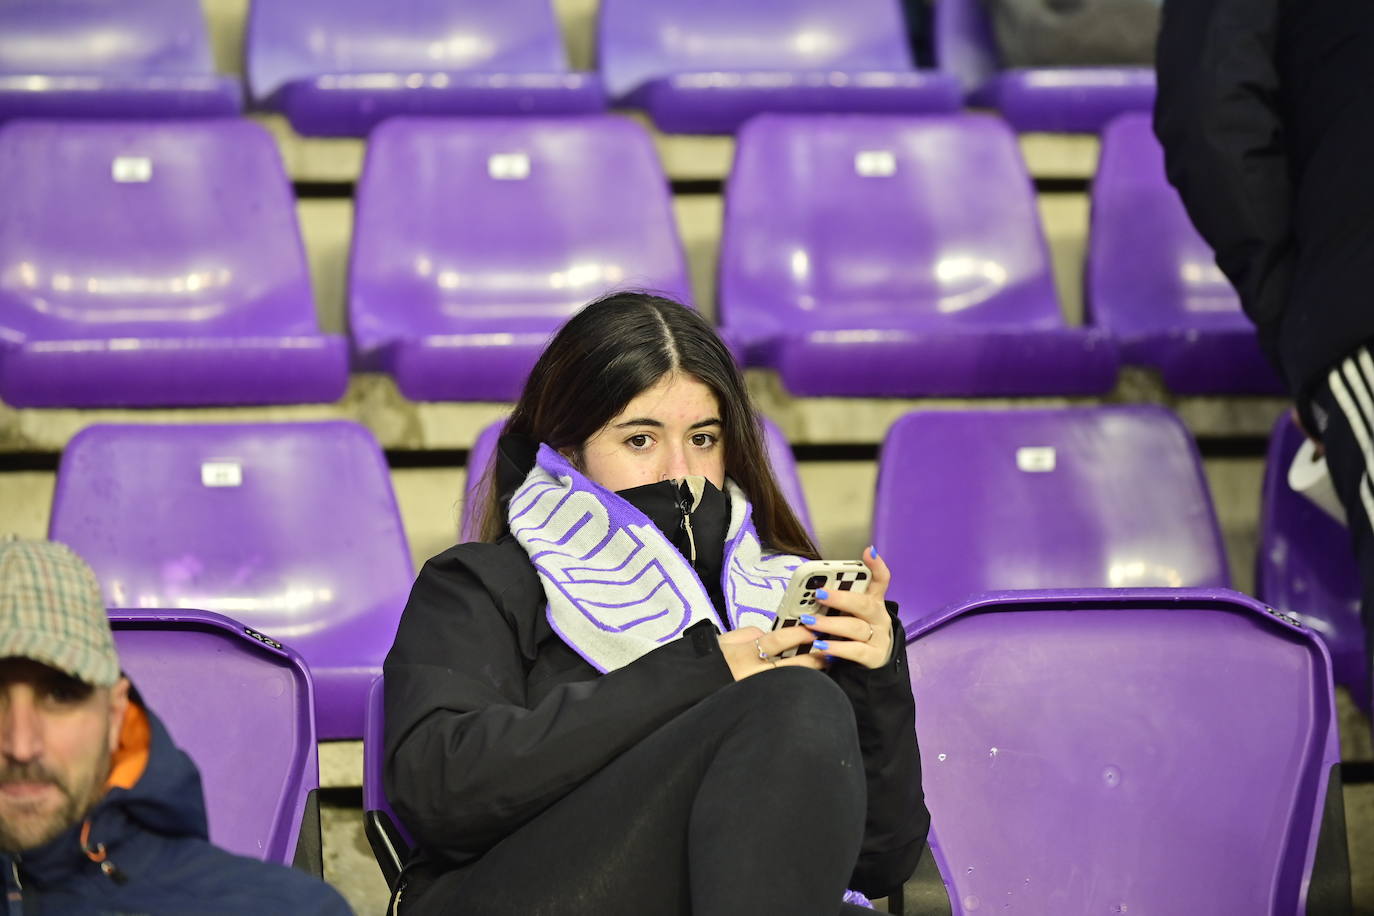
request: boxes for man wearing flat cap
[0,537,351,914]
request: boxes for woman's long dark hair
[476,291,818,559]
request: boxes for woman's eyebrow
[611,417,722,429]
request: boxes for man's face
[0,658,128,853]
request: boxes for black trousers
[1308,346,1374,712]
[398,667,872,916]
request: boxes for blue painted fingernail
[799,614,816,625]
[813,640,830,651]
[824,654,835,663]
[815,588,829,600]
[870,545,880,559]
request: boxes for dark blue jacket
[0,698,351,916]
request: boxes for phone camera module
[805,575,827,589]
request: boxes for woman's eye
[690,432,718,449]
[626,434,652,450]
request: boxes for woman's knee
[722,667,860,755]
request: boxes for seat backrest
[1087,113,1241,330]
[49,422,414,734]
[720,114,1061,337]
[599,0,916,102]
[0,119,314,341]
[247,0,571,104]
[1256,413,1368,710]
[907,588,1345,915]
[349,115,691,360]
[363,676,414,859]
[873,407,1229,629]
[931,0,1001,93]
[458,414,814,543]
[0,0,219,77]
[109,608,318,866]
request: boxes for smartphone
[770,560,870,658]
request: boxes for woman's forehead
[611,373,721,424]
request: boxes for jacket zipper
[6,858,22,916]
[676,482,697,564]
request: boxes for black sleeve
[1153,0,1293,375]
[383,547,733,864]
[828,602,929,897]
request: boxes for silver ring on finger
[754,638,769,662]
[866,623,876,643]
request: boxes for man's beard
[0,749,110,853]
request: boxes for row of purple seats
[1,112,1272,407]
[364,588,1348,909]
[1,0,1147,136]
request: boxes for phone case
[771,560,870,658]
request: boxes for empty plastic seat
[111,608,320,868]
[908,588,1349,914]
[350,116,691,402]
[246,0,604,137]
[1257,413,1369,713]
[872,407,1229,630]
[458,413,814,542]
[51,422,415,740]
[1087,114,1283,394]
[934,0,1154,133]
[598,0,960,134]
[0,0,241,121]
[719,114,1117,397]
[0,119,347,408]
[363,676,412,887]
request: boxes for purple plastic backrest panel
[363,676,415,850]
[1088,113,1283,394]
[600,0,959,132]
[933,0,1154,133]
[720,113,1118,396]
[873,407,1229,630]
[246,0,602,134]
[0,0,241,119]
[51,422,414,740]
[600,0,915,102]
[908,588,1340,915]
[1257,413,1370,713]
[349,116,691,402]
[0,119,347,407]
[458,415,813,543]
[109,608,318,866]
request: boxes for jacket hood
[1,685,208,887]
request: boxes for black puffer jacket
[383,441,929,899]
[1154,0,1374,408]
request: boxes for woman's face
[579,372,726,492]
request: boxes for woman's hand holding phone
[800,547,893,669]
[718,624,829,680]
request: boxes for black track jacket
[1154,0,1374,406]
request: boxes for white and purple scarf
[508,444,805,673]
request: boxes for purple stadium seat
[0,0,241,121]
[50,422,414,740]
[458,414,814,543]
[350,116,691,402]
[363,676,413,887]
[110,609,320,869]
[908,588,1349,915]
[873,407,1229,631]
[1088,114,1284,394]
[246,0,604,137]
[1257,413,1370,714]
[0,119,347,408]
[933,0,1154,133]
[598,0,960,134]
[719,114,1118,397]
